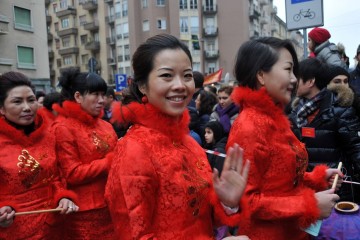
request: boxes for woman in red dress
[228,37,343,240]
[54,68,117,239]
[0,71,78,239]
[105,34,250,240]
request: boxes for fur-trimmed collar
[53,101,99,125]
[327,83,354,107]
[0,111,48,146]
[111,102,190,141]
[231,86,290,128]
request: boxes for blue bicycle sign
[293,8,315,22]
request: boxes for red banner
[203,68,223,85]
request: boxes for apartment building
[0,0,51,92]
[44,0,302,87]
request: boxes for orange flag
[203,68,223,85]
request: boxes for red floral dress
[53,101,117,239]
[0,111,77,240]
[228,87,329,240]
[105,102,241,240]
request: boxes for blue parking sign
[115,74,127,91]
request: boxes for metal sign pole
[303,28,308,59]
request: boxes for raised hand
[213,144,250,208]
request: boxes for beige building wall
[0,0,50,91]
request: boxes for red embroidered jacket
[227,87,328,240]
[105,102,241,240]
[53,101,117,211]
[0,111,76,239]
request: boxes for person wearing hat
[308,27,346,69]
[350,44,360,94]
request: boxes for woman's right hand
[315,189,339,219]
[0,206,15,228]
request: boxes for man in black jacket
[288,58,360,203]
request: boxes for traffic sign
[285,0,323,30]
[115,74,127,92]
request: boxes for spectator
[36,91,46,108]
[350,44,360,94]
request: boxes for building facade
[43,0,303,87]
[0,0,51,92]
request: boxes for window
[205,0,214,11]
[94,32,100,42]
[124,44,130,60]
[190,16,198,33]
[157,19,166,30]
[115,2,121,18]
[56,59,62,67]
[81,54,89,65]
[55,39,60,49]
[54,22,59,31]
[61,18,69,28]
[180,17,188,33]
[208,62,215,73]
[80,35,87,45]
[53,3,58,13]
[116,24,122,39]
[156,0,165,6]
[79,15,86,26]
[122,1,128,17]
[142,0,148,8]
[60,0,68,9]
[123,22,129,38]
[17,46,35,69]
[180,0,187,10]
[193,62,200,71]
[190,0,197,9]
[64,56,73,65]
[62,37,70,47]
[14,6,33,31]
[142,20,149,31]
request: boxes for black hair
[234,37,299,89]
[59,67,107,102]
[193,71,204,89]
[105,87,116,98]
[43,92,62,111]
[204,85,217,94]
[204,120,225,148]
[298,58,330,90]
[122,34,193,105]
[0,71,34,107]
[218,85,234,95]
[198,90,218,116]
[35,91,46,100]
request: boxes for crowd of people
[1,28,360,239]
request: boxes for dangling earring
[141,95,148,103]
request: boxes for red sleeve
[106,139,159,240]
[55,125,112,185]
[303,165,328,191]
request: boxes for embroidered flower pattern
[17,149,43,188]
[91,131,110,154]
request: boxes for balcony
[56,6,77,18]
[104,0,113,4]
[249,7,261,20]
[0,58,13,66]
[203,4,217,15]
[203,27,218,37]
[59,47,79,55]
[46,15,52,24]
[271,6,278,15]
[260,16,269,25]
[259,0,268,6]
[48,32,53,41]
[204,50,219,60]
[107,58,116,65]
[105,15,115,25]
[83,21,99,31]
[57,28,78,37]
[106,37,116,45]
[85,41,100,51]
[82,0,98,11]
[48,50,54,59]
[0,15,9,35]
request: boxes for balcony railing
[56,7,77,18]
[59,47,79,55]
[57,28,78,37]
[85,41,100,51]
[48,32,53,41]
[83,21,99,31]
[203,27,218,37]
[204,50,219,60]
[106,37,116,45]
[105,15,115,24]
[48,50,54,59]
[107,58,116,65]
[203,4,217,15]
[82,0,98,11]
